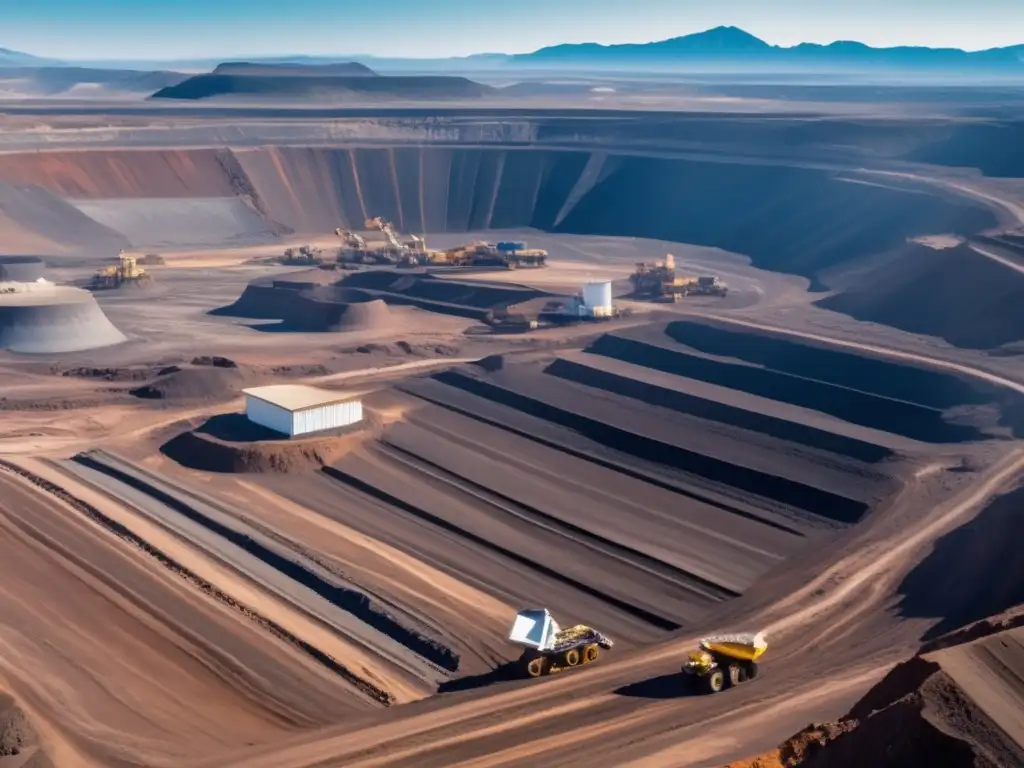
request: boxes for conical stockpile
[0,282,126,353]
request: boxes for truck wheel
[727,663,745,687]
[583,644,600,664]
[563,648,581,667]
[526,656,549,678]
[704,669,725,694]
[745,662,759,680]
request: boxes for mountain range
[513,27,1024,72]
[2,27,1024,74]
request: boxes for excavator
[509,608,613,677]
[335,226,386,265]
[364,217,421,267]
[86,251,153,290]
[335,219,430,266]
[680,632,767,694]
[335,227,367,251]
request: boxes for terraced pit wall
[0,146,996,283]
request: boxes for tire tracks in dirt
[0,457,395,708]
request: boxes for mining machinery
[87,251,153,290]
[282,244,325,264]
[687,275,728,297]
[630,254,727,300]
[495,241,547,268]
[335,227,367,250]
[509,608,613,677]
[442,240,494,267]
[335,225,403,266]
[441,240,547,269]
[364,217,422,266]
[403,233,453,266]
[630,253,684,298]
[681,632,766,694]
[364,216,405,252]
[335,218,427,267]
[484,309,540,333]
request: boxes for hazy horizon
[4,0,1023,61]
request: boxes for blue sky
[4,0,1023,60]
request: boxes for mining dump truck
[681,632,766,694]
[509,608,613,677]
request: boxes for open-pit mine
[0,103,1022,768]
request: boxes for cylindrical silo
[582,280,613,314]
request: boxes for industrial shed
[242,384,363,438]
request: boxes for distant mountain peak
[666,25,770,49]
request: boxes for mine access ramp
[509,608,613,678]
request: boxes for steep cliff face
[229,146,593,236]
[232,147,995,281]
[0,146,994,280]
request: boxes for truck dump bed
[700,632,767,662]
[509,609,613,653]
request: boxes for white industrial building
[242,384,363,438]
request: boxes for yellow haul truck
[509,608,614,678]
[681,632,767,694]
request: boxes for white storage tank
[243,384,363,438]
[582,280,613,314]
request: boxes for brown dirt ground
[727,613,1024,768]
